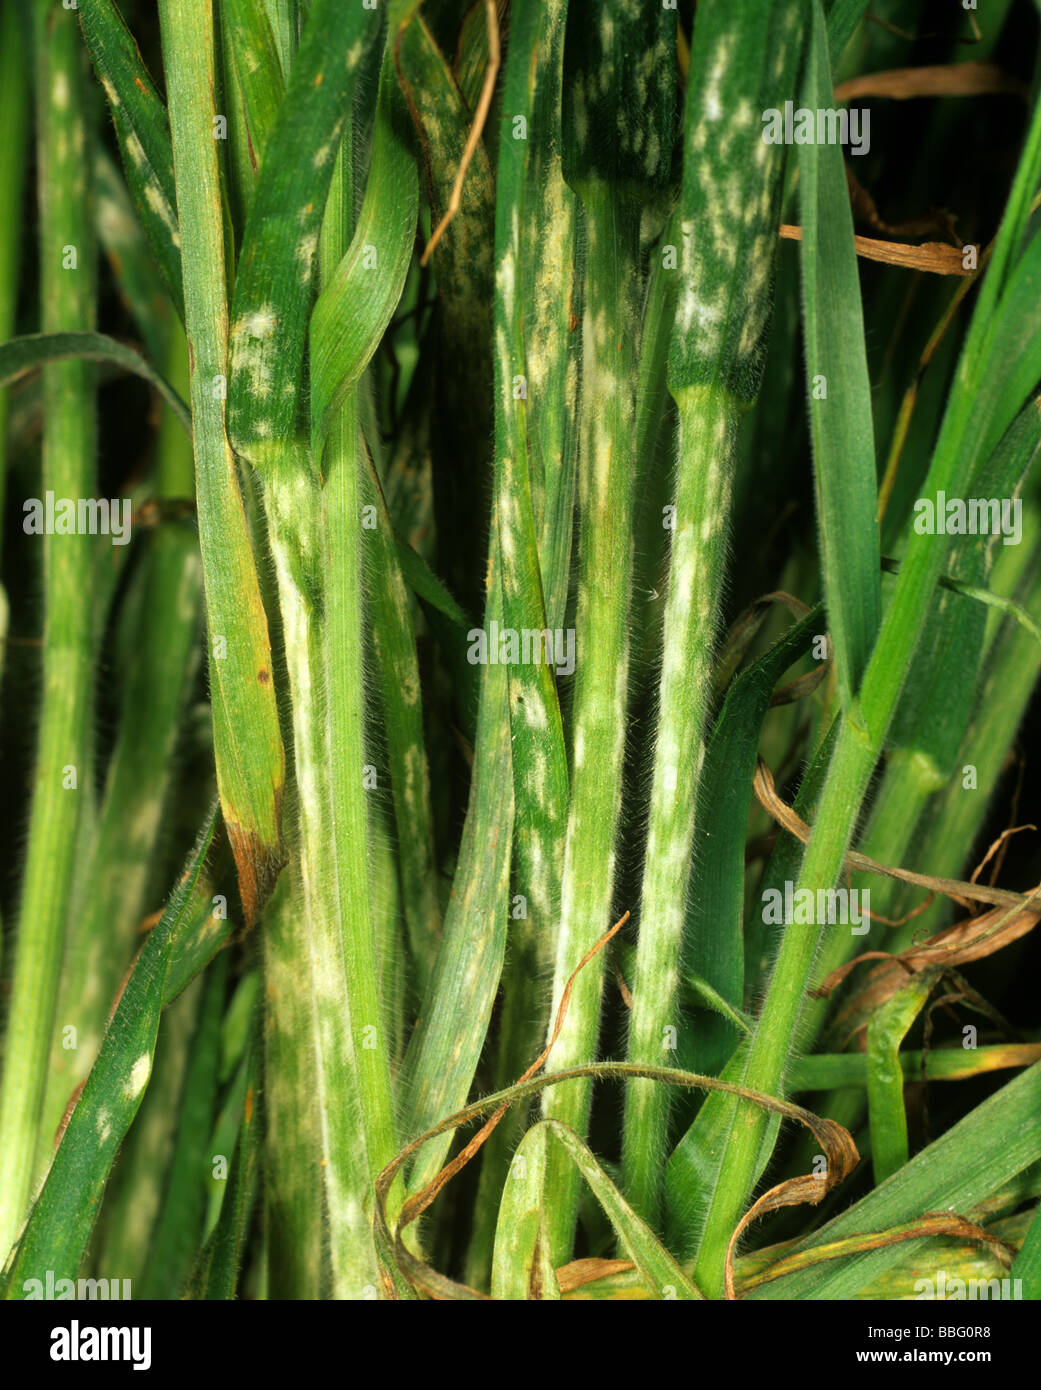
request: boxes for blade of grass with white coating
[32,152,201,1161]
[0,810,224,1296]
[513,0,579,633]
[623,0,804,1230]
[93,146,176,362]
[159,0,285,925]
[227,0,379,470]
[261,863,324,1298]
[493,0,570,967]
[316,79,402,1254]
[80,0,183,318]
[464,0,573,1288]
[221,32,390,1283]
[0,1,98,1262]
[93,979,204,1288]
[37,330,201,1165]
[540,0,676,1267]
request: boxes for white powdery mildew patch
[522,700,547,733]
[725,171,743,223]
[528,749,549,805]
[737,232,773,357]
[96,1108,112,1144]
[297,232,319,284]
[143,182,182,248]
[246,352,274,402]
[400,665,420,709]
[592,410,614,513]
[644,127,661,178]
[662,620,687,686]
[497,249,516,326]
[124,1052,151,1100]
[313,137,337,169]
[498,483,518,568]
[703,37,734,122]
[527,832,551,913]
[233,306,279,342]
[656,727,681,787]
[675,286,723,352]
[101,77,120,109]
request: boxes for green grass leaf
[798,0,880,713]
[866,968,943,1183]
[81,0,184,317]
[309,56,418,459]
[0,330,191,434]
[160,0,286,924]
[748,1062,1041,1299]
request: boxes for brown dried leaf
[780,223,970,275]
[835,60,1028,103]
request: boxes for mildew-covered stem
[263,460,379,1295]
[0,2,96,1258]
[320,147,401,1229]
[540,182,643,1265]
[623,385,738,1226]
